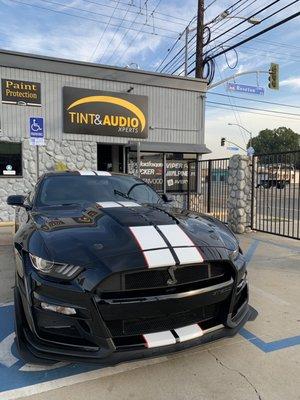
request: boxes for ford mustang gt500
[7,171,255,364]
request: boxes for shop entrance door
[97,144,124,172]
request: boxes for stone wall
[0,137,97,222]
[227,155,252,234]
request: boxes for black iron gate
[187,158,230,223]
[251,150,300,239]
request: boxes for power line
[208,92,300,109]
[104,0,152,65]
[36,0,180,35]
[97,1,134,63]
[207,101,300,117]
[189,9,300,73]
[8,0,178,40]
[206,104,300,121]
[207,0,299,56]
[155,15,197,72]
[89,0,121,62]
[82,0,191,24]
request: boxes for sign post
[29,117,45,179]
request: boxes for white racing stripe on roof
[174,324,203,342]
[94,171,112,176]
[157,224,194,247]
[143,248,176,268]
[174,247,204,264]
[129,226,166,250]
[78,170,96,175]
[97,202,122,208]
[143,330,176,348]
[118,201,141,207]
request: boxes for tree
[248,127,300,168]
[247,127,299,154]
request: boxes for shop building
[0,50,209,221]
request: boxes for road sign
[29,117,45,145]
[247,146,255,156]
[227,146,239,151]
[227,82,264,96]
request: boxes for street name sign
[227,82,264,96]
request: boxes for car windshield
[36,174,162,207]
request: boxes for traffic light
[268,63,279,90]
[221,137,226,146]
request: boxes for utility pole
[195,0,204,78]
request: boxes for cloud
[280,77,300,88]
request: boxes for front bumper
[15,256,254,365]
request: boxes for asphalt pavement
[0,226,299,400]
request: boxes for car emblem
[167,266,177,285]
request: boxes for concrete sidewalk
[0,228,299,400]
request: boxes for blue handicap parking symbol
[0,304,101,395]
[29,117,44,138]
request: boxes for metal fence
[187,158,230,223]
[251,150,300,239]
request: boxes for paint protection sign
[63,87,148,138]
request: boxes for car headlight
[229,247,240,261]
[29,254,82,279]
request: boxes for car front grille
[96,262,234,339]
[97,263,227,294]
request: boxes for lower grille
[106,303,217,337]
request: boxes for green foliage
[248,127,300,168]
[248,127,300,154]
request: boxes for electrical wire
[208,92,300,109]
[97,1,134,63]
[89,0,121,62]
[7,0,178,40]
[206,105,300,121]
[207,101,300,117]
[82,0,191,24]
[206,0,299,57]
[188,9,300,75]
[155,14,197,72]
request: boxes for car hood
[25,202,237,272]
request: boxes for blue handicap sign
[29,117,44,138]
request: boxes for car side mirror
[161,193,173,203]
[7,195,26,207]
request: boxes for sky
[0,0,299,158]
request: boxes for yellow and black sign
[63,87,148,138]
[1,79,41,106]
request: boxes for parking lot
[0,225,299,400]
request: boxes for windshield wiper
[114,189,135,201]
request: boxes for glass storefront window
[127,150,197,193]
[0,142,22,177]
[127,151,164,192]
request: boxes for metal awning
[127,141,211,154]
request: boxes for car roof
[39,170,130,179]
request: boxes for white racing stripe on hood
[118,201,141,207]
[174,324,203,342]
[143,330,176,348]
[78,170,96,175]
[143,248,176,268]
[157,224,194,247]
[94,171,112,176]
[174,247,204,264]
[129,226,166,250]
[97,202,122,208]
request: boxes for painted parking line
[0,303,168,400]
[240,328,300,353]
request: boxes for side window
[0,142,22,177]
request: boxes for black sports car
[7,171,255,364]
